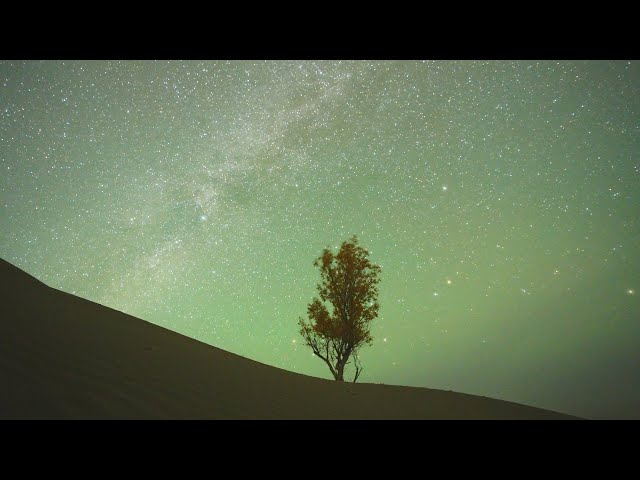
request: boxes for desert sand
[0,258,578,419]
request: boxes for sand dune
[0,258,578,419]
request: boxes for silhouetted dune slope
[0,258,578,419]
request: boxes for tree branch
[352,354,363,383]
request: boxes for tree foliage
[298,236,381,382]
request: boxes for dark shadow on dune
[0,258,580,419]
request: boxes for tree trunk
[334,362,345,381]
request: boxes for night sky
[1,60,638,419]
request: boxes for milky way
[1,60,638,418]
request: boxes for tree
[298,235,381,382]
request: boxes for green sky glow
[1,60,638,418]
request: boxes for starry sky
[1,60,638,419]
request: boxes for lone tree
[298,235,381,382]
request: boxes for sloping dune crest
[0,258,578,419]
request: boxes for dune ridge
[0,258,578,419]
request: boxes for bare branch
[352,354,363,383]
